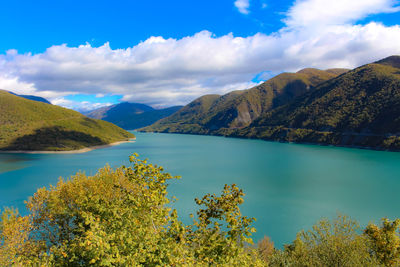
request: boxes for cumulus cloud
[51,97,113,112]
[0,74,36,95]
[0,0,400,108]
[234,0,250,14]
[285,0,400,28]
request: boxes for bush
[365,218,400,266]
[269,215,380,266]
[1,155,400,266]
[0,154,261,266]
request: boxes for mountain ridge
[141,67,347,134]
[0,90,134,151]
[227,58,400,150]
[85,102,183,130]
[141,56,400,151]
[6,91,51,104]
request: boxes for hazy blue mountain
[85,102,183,130]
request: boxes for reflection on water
[0,153,37,174]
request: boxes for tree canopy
[0,154,261,266]
[1,155,399,266]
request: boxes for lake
[1,131,399,247]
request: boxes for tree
[269,215,380,267]
[0,154,259,266]
[365,218,400,266]
[257,236,275,265]
[3,154,399,266]
[0,208,45,266]
[188,184,261,265]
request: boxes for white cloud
[285,0,400,28]
[51,97,113,112]
[0,74,36,95]
[0,0,400,108]
[234,0,250,14]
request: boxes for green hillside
[141,56,400,150]
[85,102,183,130]
[8,91,51,104]
[325,68,349,75]
[230,56,400,150]
[141,94,221,134]
[0,91,134,151]
[141,68,345,134]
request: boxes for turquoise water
[1,131,400,246]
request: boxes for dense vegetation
[0,91,134,151]
[231,57,400,150]
[140,68,347,134]
[1,155,399,266]
[141,56,400,151]
[85,102,183,130]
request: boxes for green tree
[188,184,261,265]
[4,154,400,266]
[269,215,380,267]
[0,208,47,266]
[365,218,400,266]
[0,154,260,266]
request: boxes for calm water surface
[1,132,399,246]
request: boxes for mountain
[141,68,348,134]
[0,90,134,151]
[226,56,400,150]
[84,102,154,120]
[85,102,183,130]
[7,91,51,104]
[141,56,400,150]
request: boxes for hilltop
[85,102,183,130]
[141,56,400,150]
[141,68,347,134]
[229,56,400,150]
[7,91,51,104]
[0,91,134,151]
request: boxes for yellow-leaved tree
[0,154,261,266]
[2,154,400,266]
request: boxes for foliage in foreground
[0,154,260,266]
[1,155,400,266]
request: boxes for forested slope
[0,91,134,151]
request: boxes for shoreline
[0,139,136,154]
[138,130,400,152]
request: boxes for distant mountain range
[0,90,134,151]
[7,91,51,104]
[85,103,183,130]
[141,56,400,151]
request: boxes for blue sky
[0,0,291,54]
[0,0,399,110]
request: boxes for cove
[1,131,400,247]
